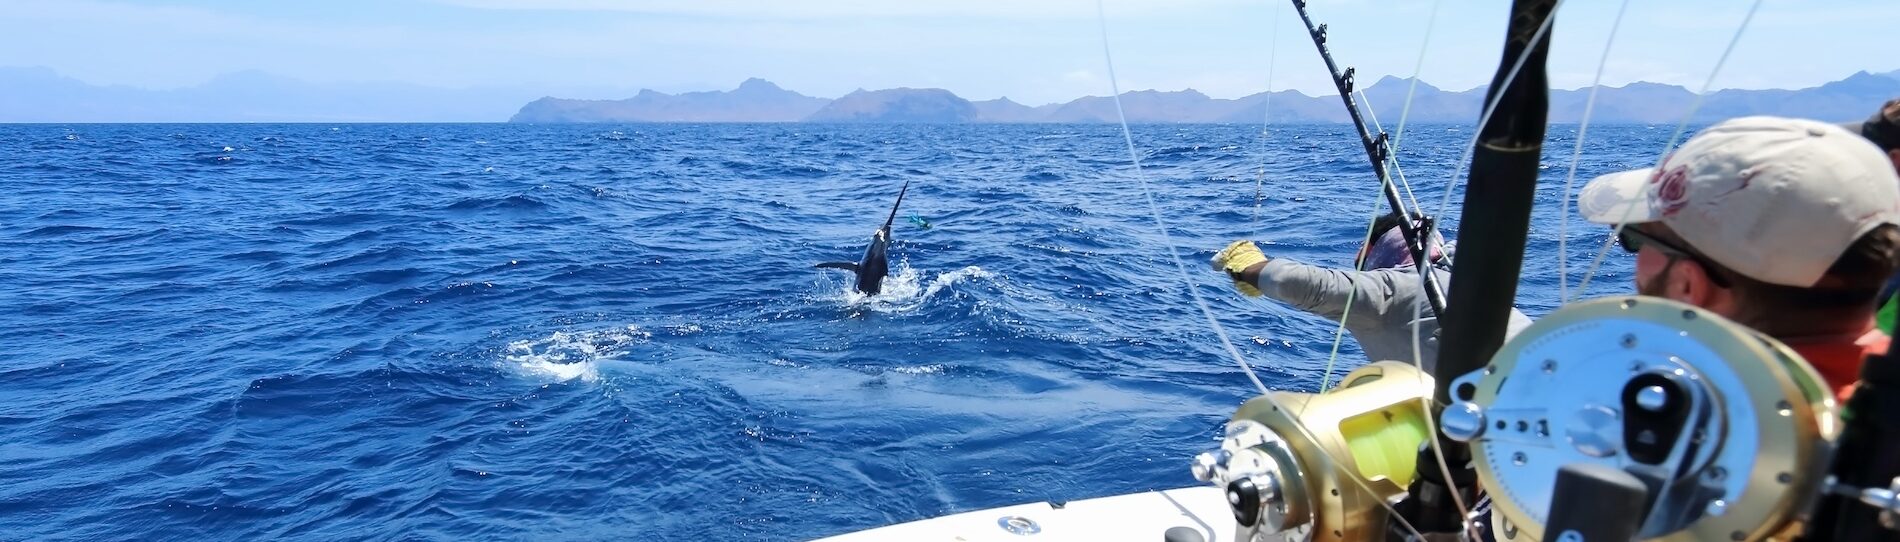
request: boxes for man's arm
[1239,259,1410,327]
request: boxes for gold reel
[1196,361,1438,542]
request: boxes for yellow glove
[1211,240,1268,297]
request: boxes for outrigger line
[1249,1,1282,241]
[1287,0,1447,321]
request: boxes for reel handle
[1540,464,1650,542]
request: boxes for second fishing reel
[1193,296,1843,542]
[1444,296,1838,541]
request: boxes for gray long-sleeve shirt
[1249,258,1533,373]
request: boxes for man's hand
[1212,240,1268,297]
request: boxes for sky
[1,0,1896,106]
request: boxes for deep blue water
[0,122,1653,540]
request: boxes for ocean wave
[822,264,995,314]
[19,224,110,237]
[0,122,1650,541]
[501,324,651,383]
[444,194,550,212]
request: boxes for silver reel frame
[1443,296,1838,541]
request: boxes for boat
[820,0,1900,540]
[815,487,1233,541]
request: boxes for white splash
[831,264,992,313]
[502,324,651,382]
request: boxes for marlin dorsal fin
[880,180,911,232]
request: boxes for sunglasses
[1616,227,1732,288]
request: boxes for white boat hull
[813,486,1236,541]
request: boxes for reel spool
[1194,361,1437,542]
[1442,296,1838,541]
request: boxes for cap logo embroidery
[1651,164,1691,216]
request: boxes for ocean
[0,122,1653,540]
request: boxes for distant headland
[510,71,1900,125]
[1,66,1895,124]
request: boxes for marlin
[816,181,910,295]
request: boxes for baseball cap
[1578,116,1900,287]
[1840,98,1900,152]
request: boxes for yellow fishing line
[1339,403,1432,487]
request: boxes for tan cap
[1579,116,1900,287]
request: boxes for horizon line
[0,120,1714,126]
[7,65,1897,108]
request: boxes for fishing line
[1388,0,1444,162]
[1311,88,1427,396]
[1251,0,1284,240]
[1299,13,1436,397]
[1405,9,1559,526]
[1287,0,1450,321]
[1351,11,1479,537]
[1357,88,1426,215]
[1557,0,1634,303]
[1405,3,1758,534]
[1094,0,1269,398]
[1430,0,1565,233]
[1574,0,1764,298]
[1094,2,1428,538]
[1316,197,1389,393]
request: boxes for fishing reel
[1443,296,1838,541]
[1193,361,1437,542]
[1193,295,1855,542]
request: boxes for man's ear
[1676,259,1736,311]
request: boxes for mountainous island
[511,70,1900,125]
[511,78,829,123]
[1,65,1895,123]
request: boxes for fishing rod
[1201,2,1900,540]
[1416,2,1884,539]
[1431,0,1552,406]
[1190,6,1548,539]
[1287,0,1447,321]
[1387,0,1556,536]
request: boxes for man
[1845,98,1900,173]
[1211,213,1531,372]
[1843,98,1900,330]
[1579,116,1900,400]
